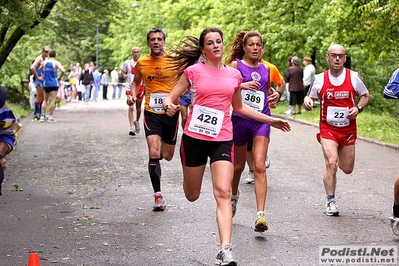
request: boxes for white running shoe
[134,120,140,134]
[244,170,254,184]
[129,127,136,136]
[389,217,399,236]
[47,116,56,122]
[215,244,237,266]
[324,200,339,216]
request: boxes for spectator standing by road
[39,50,65,122]
[285,56,304,115]
[93,67,101,102]
[383,67,399,235]
[126,28,180,212]
[303,44,370,216]
[68,63,81,102]
[110,67,121,99]
[30,46,49,121]
[0,87,21,196]
[162,27,291,266]
[101,69,109,100]
[79,63,94,105]
[283,55,293,115]
[303,56,316,96]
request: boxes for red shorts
[317,130,357,150]
[136,84,144,99]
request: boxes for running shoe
[266,156,271,169]
[215,244,237,266]
[231,190,240,217]
[39,115,45,123]
[129,127,136,136]
[153,192,166,211]
[244,170,254,184]
[324,200,339,216]
[47,116,56,122]
[134,120,140,134]
[32,115,40,122]
[254,213,268,232]
[389,216,399,236]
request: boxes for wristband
[356,105,363,113]
[126,90,131,95]
[277,90,283,97]
[164,105,169,112]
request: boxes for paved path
[0,98,398,266]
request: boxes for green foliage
[0,0,398,121]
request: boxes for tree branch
[0,0,58,68]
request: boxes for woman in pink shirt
[162,27,290,266]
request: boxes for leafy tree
[0,0,121,89]
[0,0,397,117]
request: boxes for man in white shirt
[303,56,316,96]
[121,47,143,136]
[303,44,370,217]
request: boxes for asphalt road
[0,97,398,266]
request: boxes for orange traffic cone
[27,252,40,266]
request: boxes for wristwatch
[356,105,363,113]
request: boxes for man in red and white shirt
[121,46,144,136]
[303,44,370,216]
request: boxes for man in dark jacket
[79,63,94,104]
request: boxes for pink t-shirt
[183,63,242,141]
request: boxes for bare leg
[211,161,234,248]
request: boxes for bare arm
[0,142,9,170]
[126,76,141,106]
[57,62,65,80]
[231,60,261,92]
[276,80,285,95]
[232,88,291,132]
[30,58,41,79]
[347,92,370,119]
[163,75,190,116]
[121,70,128,80]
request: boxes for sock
[257,211,264,215]
[34,102,40,116]
[148,158,162,193]
[393,204,399,217]
[39,102,42,115]
[231,193,239,200]
[326,194,335,203]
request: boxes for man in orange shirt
[126,28,179,212]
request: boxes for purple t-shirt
[232,59,271,119]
